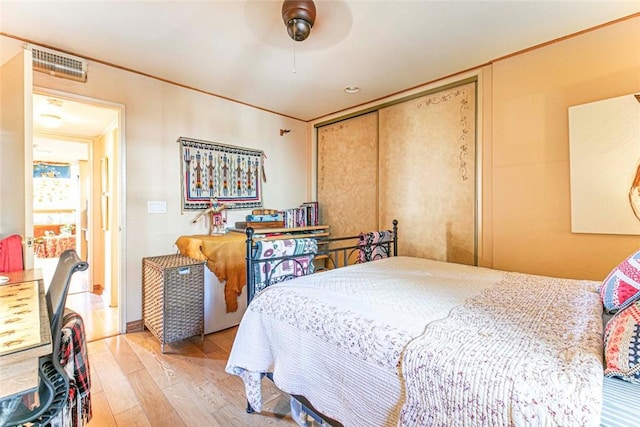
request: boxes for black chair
[6,249,88,426]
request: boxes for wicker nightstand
[142,254,205,352]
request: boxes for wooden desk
[0,270,52,399]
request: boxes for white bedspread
[225,256,603,426]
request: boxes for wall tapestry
[179,137,263,210]
[569,93,640,235]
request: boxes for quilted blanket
[251,237,317,295]
[399,272,604,426]
[225,257,603,426]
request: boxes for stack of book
[282,202,319,228]
[235,209,285,229]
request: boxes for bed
[225,222,640,426]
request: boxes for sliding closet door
[317,111,379,238]
[379,82,477,264]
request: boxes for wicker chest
[142,254,205,352]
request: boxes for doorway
[32,92,121,342]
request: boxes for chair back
[46,250,88,358]
[3,250,88,427]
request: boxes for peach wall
[491,16,640,280]
[0,38,310,325]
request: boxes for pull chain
[292,39,296,74]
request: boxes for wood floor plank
[192,335,228,361]
[154,335,233,385]
[87,327,298,427]
[66,289,118,342]
[104,334,144,375]
[87,339,109,354]
[123,332,182,389]
[86,340,106,394]
[209,326,238,353]
[214,400,295,427]
[87,390,117,426]
[112,404,153,427]
[91,346,140,415]
[127,368,186,427]
[88,357,103,394]
[162,381,225,427]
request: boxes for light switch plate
[148,201,167,214]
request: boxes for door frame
[32,86,127,334]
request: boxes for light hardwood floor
[67,291,119,342]
[86,327,298,426]
[38,254,120,342]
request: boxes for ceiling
[32,93,119,138]
[32,93,119,162]
[1,1,639,123]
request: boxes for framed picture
[569,93,640,235]
[179,137,263,210]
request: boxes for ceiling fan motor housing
[282,0,316,41]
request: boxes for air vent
[29,45,87,83]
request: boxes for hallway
[36,255,119,342]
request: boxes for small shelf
[230,225,329,241]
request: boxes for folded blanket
[252,238,317,294]
[357,230,392,262]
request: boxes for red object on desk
[0,234,24,272]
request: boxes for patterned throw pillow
[604,300,640,384]
[600,249,640,313]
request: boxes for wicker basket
[142,254,205,352]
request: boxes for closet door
[317,111,379,238]
[379,82,477,264]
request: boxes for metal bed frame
[243,220,398,425]
[245,220,398,304]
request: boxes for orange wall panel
[491,16,640,280]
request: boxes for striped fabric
[601,376,640,427]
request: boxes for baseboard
[126,319,144,333]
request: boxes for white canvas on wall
[569,93,640,235]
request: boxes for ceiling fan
[281,0,317,42]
